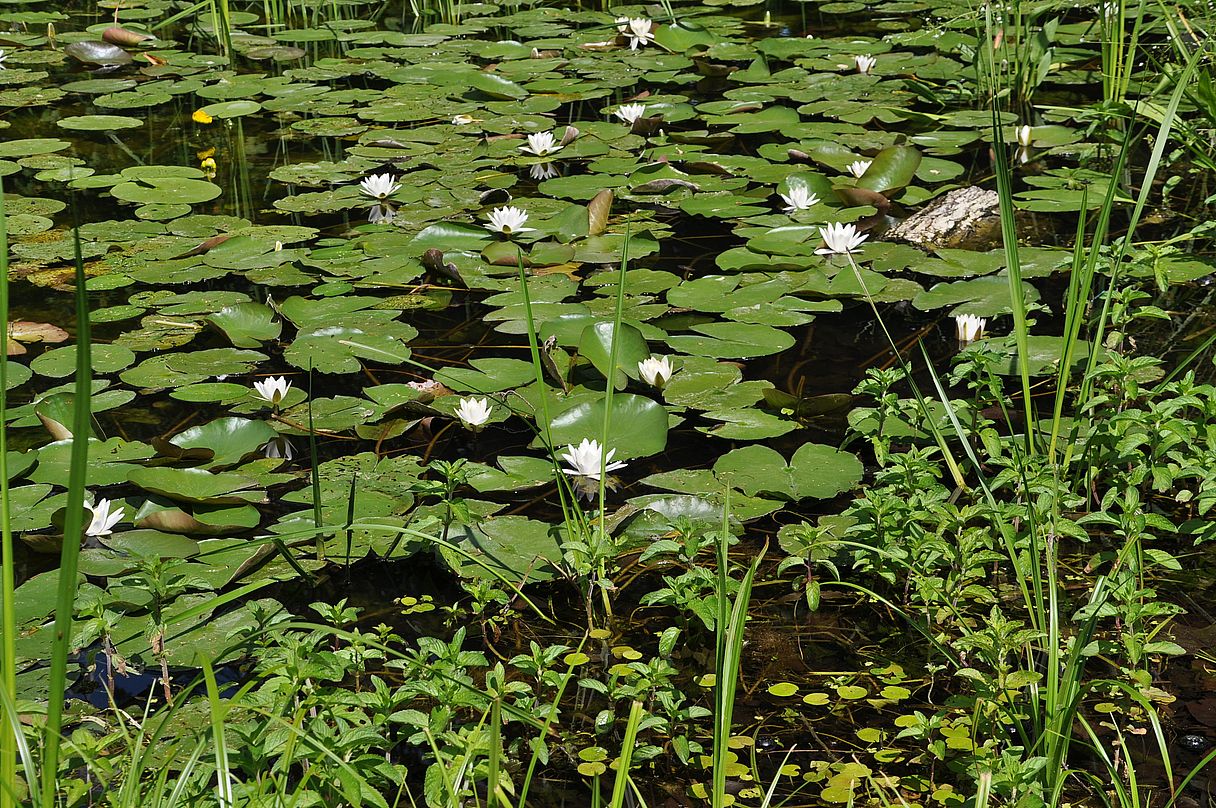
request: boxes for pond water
[7,0,1216,805]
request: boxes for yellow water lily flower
[192,109,213,124]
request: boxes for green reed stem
[39,196,93,807]
[0,177,14,808]
[608,700,644,808]
[515,634,588,808]
[487,695,501,808]
[1076,49,1200,416]
[712,489,761,808]
[201,657,234,807]
[1046,123,1131,466]
[307,366,324,562]
[594,225,631,621]
[990,102,1037,454]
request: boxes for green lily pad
[166,417,279,467]
[127,467,263,505]
[666,322,796,358]
[207,302,282,348]
[434,358,538,393]
[578,321,652,389]
[29,344,136,377]
[714,443,863,501]
[440,516,563,583]
[912,276,1040,317]
[111,176,222,206]
[542,392,668,459]
[200,100,263,119]
[56,114,143,131]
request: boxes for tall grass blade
[608,700,644,808]
[594,224,631,619]
[307,365,325,561]
[39,193,93,807]
[515,638,586,807]
[0,683,37,808]
[0,178,15,808]
[990,101,1036,452]
[201,657,234,807]
[1046,125,1132,464]
[487,696,501,808]
[1078,49,1200,406]
[712,489,762,808]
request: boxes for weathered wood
[887,186,1001,250]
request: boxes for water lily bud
[638,356,674,389]
[955,314,987,345]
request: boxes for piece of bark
[887,186,1001,250]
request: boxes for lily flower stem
[844,253,968,491]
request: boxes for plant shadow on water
[4,0,1216,806]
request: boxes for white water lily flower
[263,436,295,461]
[529,161,559,180]
[780,183,820,213]
[560,438,627,481]
[455,397,492,430]
[847,160,872,178]
[1016,124,1034,147]
[618,17,655,50]
[955,314,987,345]
[521,131,562,156]
[85,498,124,537]
[254,376,291,405]
[0,50,7,70]
[638,356,674,389]
[360,173,400,201]
[451,114,474,125]
[815,222,868,256]
[855,54,877,74]
[614,103,647,125]
[485,206,535,235]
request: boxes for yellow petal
[192,109,213,124]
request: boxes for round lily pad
[111,177,222,206]
[135,203,192,220]
[29,344,137,378]
[199,100,263,119]
[56,115,143,132]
